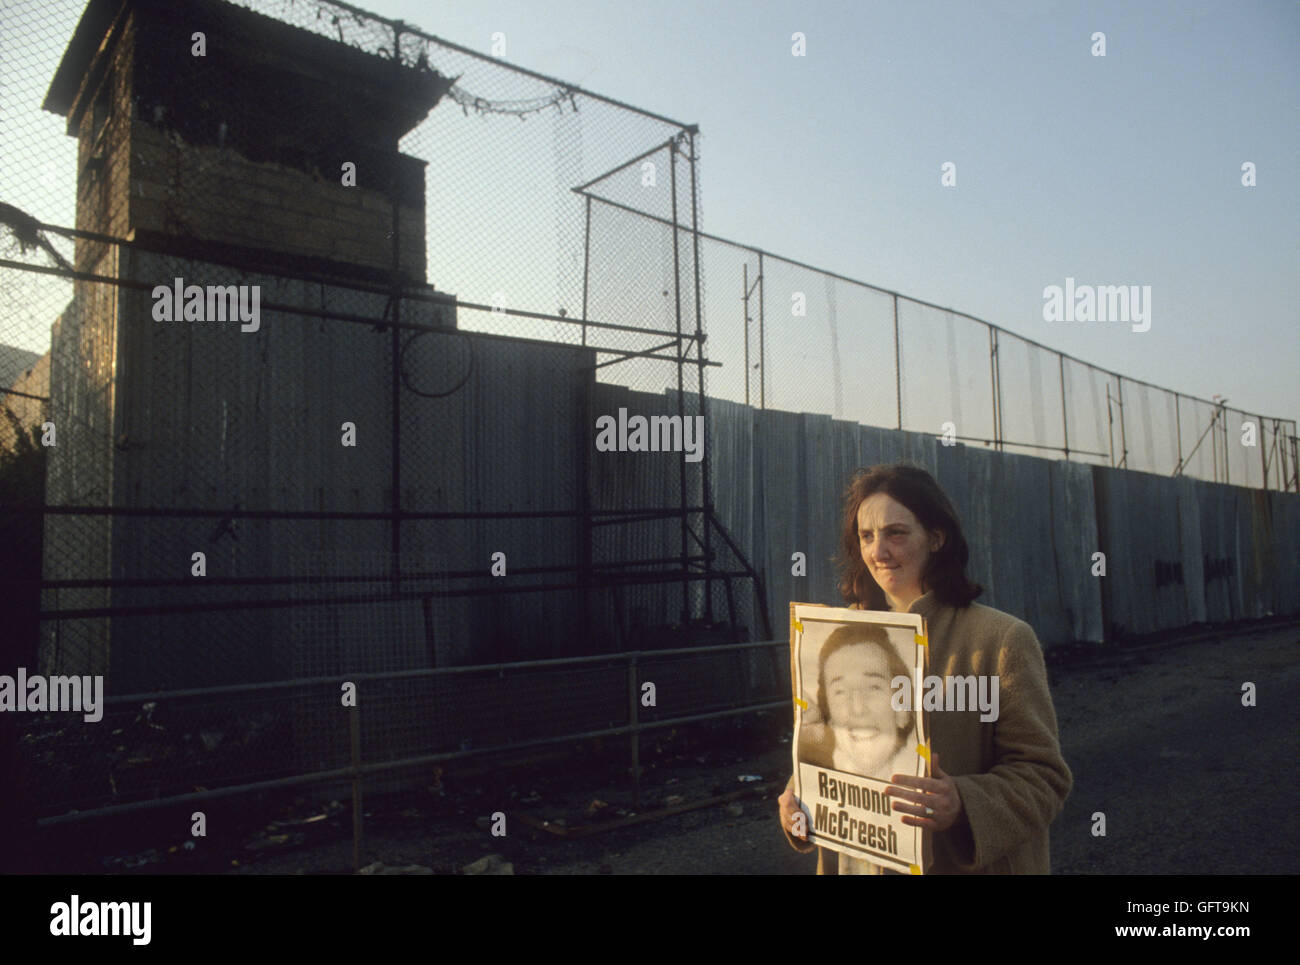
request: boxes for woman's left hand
[886,752,964,832]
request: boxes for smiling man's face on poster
[822,640,914,779]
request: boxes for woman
[778,463,1072,874]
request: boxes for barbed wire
[447,84,580,120]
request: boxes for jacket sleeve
[945,619,1073,871]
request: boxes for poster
[790,603,929,873]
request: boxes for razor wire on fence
[0,0,1295,842]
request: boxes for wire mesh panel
[996,330,1065,459]
[751,257,843,419]
[897,300,996,446]
[1261,416,1298,491]
[685,240,758,408]
[743,256,900,427]
[1119,380,1180,478]
[1060,357,1114,466]
[0,0,751,827]
[585,197,692,395]
[1220,407,1260,490]
[1178,394,1225,482]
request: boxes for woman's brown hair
[836,463,983,609]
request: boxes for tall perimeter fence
[1,0,1296,851]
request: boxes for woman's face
[857,492,943,610]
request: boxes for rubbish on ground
[462,854,513,875]
[358,861,433,875]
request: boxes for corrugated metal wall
[708,403,1296,648]
[41,260,1300,694]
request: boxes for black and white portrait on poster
[790,602,929,873]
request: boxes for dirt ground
[39,619,1299,875]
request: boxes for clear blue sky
[357,0,1297,421]
[2,0,1295,426]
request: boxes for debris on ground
[245,831,305,851]
[100,848,164,870]
[462,853,513,875]
[357,861,433,875]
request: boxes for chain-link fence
[1,0,1295,844]
[686,233,1296,490]
[0,0,759,837]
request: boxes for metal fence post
[1223,407,1232,486]
[894,295,902,430]
[1174,392,1183,475]
[995,330,1005,451]
[628,653,641,806]
[1210,404,1218,481]
[581,194,591,347]
[1106,382,1115,467]
[1259,416,1268,489]
[988,325,1000,450]
[1116,376,1128,469]
[758,251,766,410]
[350,702,363,872]
[388,21,405,589]
[743,262,750,407]
[1058,354,1069,460]
[669,137,689,622]
[688,129,714,623]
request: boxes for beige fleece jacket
[783,590,1073,874]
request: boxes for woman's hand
[778,776,814,846]
[885,752,964,832]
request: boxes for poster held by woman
[790,604,930,873]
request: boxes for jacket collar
[906,589,942,621]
